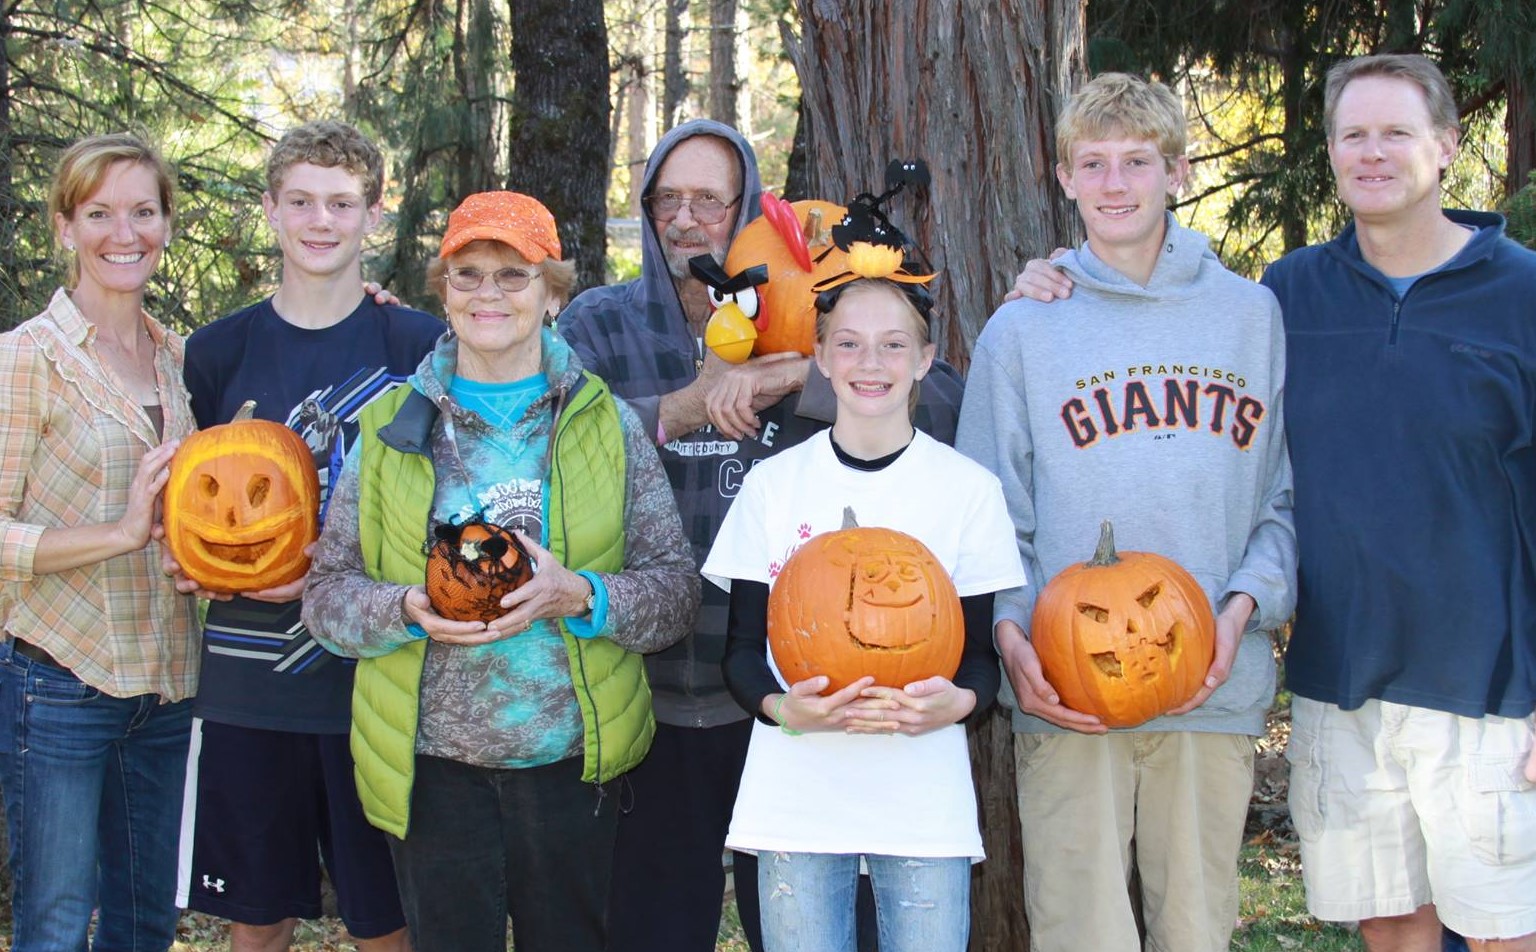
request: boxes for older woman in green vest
[302,191,699,952]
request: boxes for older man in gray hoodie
[561,120,963,952]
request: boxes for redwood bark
[790,0,1084,371]
[506,0,610,293]
[708,0,741,128]
[1508,72,1535,198]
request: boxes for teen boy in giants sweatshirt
[956,73,1296,952]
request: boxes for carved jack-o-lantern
[767,507,962,693]
[163,402,320,593]
[425,518,535,622]
[1031,521,1216,728]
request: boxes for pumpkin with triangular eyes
[1031,521,1216,728]
[425,519,535,622]
[767,508,962,693]
[163,410,319,593]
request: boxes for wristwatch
[583,578,596,616]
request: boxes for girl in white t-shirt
[702,277,1026,952]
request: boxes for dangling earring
[163,237,172,249]
[64,240,75,253]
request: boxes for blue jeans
[758,852,970,952]
[0,641,193,952]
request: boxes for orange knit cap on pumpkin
[439,191,562,262]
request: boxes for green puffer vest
[349,375,654,838]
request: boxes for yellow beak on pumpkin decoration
[704,300,758,364]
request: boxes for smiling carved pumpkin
[163,403,320,593]
[425,518,535,623]
[767,507,962,693]
[1031,521,1216,728]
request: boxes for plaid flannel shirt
[0,288,200,701]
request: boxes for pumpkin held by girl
[767,507,962,693]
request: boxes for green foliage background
[0,0,1527,333]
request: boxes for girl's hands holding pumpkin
[995,619,1107,734]
[845,676,976,736]
[1167,593,1252,716]
[768,676,876,734]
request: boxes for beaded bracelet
[772,693,803,736]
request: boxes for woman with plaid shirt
[0,134,200,952]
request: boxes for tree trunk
[454,0,499,195]
[626,53,654,217]
[791,5,1085,947]
[789,0,1083,368]
[506,0,611,294]
[782,93,811,201]
[1278,1,1311,253]
[0,0,18,332]
[1508,72,1535,198]
[708,0,740,128]
[662,0,690,129]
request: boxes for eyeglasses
[445,267,541,293]
[643,191,739,225]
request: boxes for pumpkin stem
[805,207,829,246]
[232,400,257,422]
[840,506,858,530]
[1087,520,1121,568]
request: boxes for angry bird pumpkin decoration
[1030,521,1216,728]
[767,507,963,693]
[163,401,320,593]
[700,195,848,362]
[425,518,535,623]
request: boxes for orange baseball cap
[439,191,562,262]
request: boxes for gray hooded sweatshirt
[956,216,1296,736]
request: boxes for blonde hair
[48,133,176,285]
[1056,72,1187,169]
[1324,54,1459,139]
[427,240,579,308]
[267,120,385,207]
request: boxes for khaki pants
[1014,730,1255,952]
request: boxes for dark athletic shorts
[176,719,406,938]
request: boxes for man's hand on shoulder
[705,352,809,440]
[1004,248,1074,303]
[362,281,404,308]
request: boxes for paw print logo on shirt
[797,522,813,540]
[769,559,784,579]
